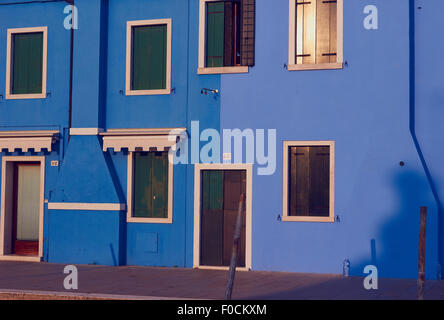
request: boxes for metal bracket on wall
[201,88,219,98]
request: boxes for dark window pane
[133,152,168,218]
[12,32,43,94]
[288,146,330,217]
[131,24,167,90]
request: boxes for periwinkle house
[0,0,443,280]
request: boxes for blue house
[0,0,443,280]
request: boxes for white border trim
[198,0,249,75]
[193,163,252,270]
[288,0,343,71]
[47,203,125,211]
[125,19,172,96]
[6,27,48,99]
[0,156,45,260]
[69,128,104,136]
[282,141,335,223]
[126,152,174,224]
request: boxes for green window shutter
[132,25,167,91]
[133,152,169,219]
[201,170,224,211]
[206,2,225,68]
[152,152,169,218]
[133,153,153,218]
[12,32,43,94]
[240,0,255,66]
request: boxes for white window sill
[0,255,42,262]
[198,66,249,75]
[281,215,335,223]
[125,88,171,96]
[127,217,173,224]
[288,62,343,71]
[6,93,46,100]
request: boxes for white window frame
[5,27,48,100]
[198,0,249,75]
[125,19,172,96]
[0,156,45,262]
[282,141,335,222]
[288,0,343,71]
[126,151,173,224]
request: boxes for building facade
[0,0,443,280]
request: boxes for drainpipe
[409,0,442,280]
[66,0,74,144]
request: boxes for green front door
[200,170,246,267]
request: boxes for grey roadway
[0,261,443,300]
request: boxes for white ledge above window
[100,128,186,152]
[0,130,59,152]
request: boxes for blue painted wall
[414,0,444,276]
[219,0,440,279]
[1,0,443,279]
[0,0,70,129]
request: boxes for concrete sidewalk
[0,261,443,300]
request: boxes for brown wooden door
[200,170,246,267]
[12,163,40,256]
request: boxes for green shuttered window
[131,24,167,91]
[205,0,255,68]
[11,32,44,94]
[133,152,169,219]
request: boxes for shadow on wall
[350,168,437,280]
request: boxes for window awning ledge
[0,130,59,152]
[101,128,187,152]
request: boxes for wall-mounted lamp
[201,88,219,96]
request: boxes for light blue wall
[220,0,440,279]
[414,0,444,276]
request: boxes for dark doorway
[200,170,246,267]
[12,163,40,256]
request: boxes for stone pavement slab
[0,261,443,300]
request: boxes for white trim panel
[47,203,126,211]
[70,128,104,136]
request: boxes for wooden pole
[417,206,427,300]
[225,193,245,300]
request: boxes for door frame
[193,163,252,270]
[0,156,45,262]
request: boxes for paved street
[0,261,443,300]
